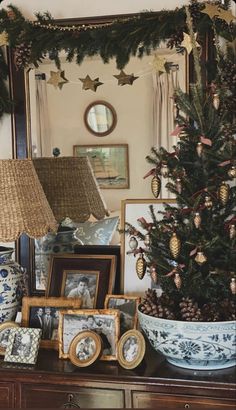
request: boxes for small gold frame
[21,296,81,350]
[69,330,102,367]
[117,329,145,370]
[104,294,140,335]
[0,321,20,356]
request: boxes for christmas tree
[127,6,236,322]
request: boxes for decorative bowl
[138,307,236,370]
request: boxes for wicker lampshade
[33,156,109,223]
[0,159,58,242]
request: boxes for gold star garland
[151,55,167,73]
[47,70,68,89]
[113,70,139,85]
[79,75,103,91]
[181,32,200,55]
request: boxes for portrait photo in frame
[68,330,102,367]
[0,321,20,356]
[120,199,176,295]
[104,295,140,335]
[21,296,81,349]
[4,327,42,365]
[117,329,146,370]
[73,144,129,189]
[46,254,116,308]
[61,270,99,308]
[58,308,120,361]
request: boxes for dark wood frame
[7,14,211,292]
[46,254,116,309]
[84,100,117,137]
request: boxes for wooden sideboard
[0,345,235,409]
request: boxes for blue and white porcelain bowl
[138,307,236,370]
[0,247,23,323]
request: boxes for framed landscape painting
[73,144,129,189]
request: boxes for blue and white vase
[138,307,236,370]
[0,247,23,323]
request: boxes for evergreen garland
[0,1,235,119]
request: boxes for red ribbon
[143,168,156,179]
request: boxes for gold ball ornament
[151,175,161,198]
[193,212,201,229]
[228,166,236,179]
[174,273,182,289]
[204,195,213,209]
[129,236,138,251]
[150,266,158,284]
[212,93,220,110]
[230,278,236,295]
[169,232,181,259]
[136,254,147,280]
[218,181,230,206]
[160,162,169,178]
[196,142,203,157]
[195,251,207,265]
[229,224,236,240]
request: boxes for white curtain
[152,68,179,198]
[34,73,52,157]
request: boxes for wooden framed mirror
[84,101,117,137]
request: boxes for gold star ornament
[113,70,139,86]
[0,31,9,47]
[201,3,220,20]
[47,70,68,90]
[151,55,167,73]
[218,8,235,24]
[181,32,200,55]
[79,75,103,92]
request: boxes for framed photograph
[120,199,176,295]
[61,270,99,308]
[4,327,42,365]
[58,308,120,361]
[46,254,116,309]
[73,144,129,189]
[104,295,140,335]
[21,296,82,349]
[68,330,102,367]
[0,321,20,356]
[117,329,146,370]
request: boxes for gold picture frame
[104,294,140,335]
[73,144,129,189]
[0,321,20,356]
[21,296,81,350]
[117,329,146,370]
[69,330,102,367]
[58,308,120,361]
[120,198,176,294]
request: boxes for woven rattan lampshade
[33,156,109,223]
[0,159,58,242]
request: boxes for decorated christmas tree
[127,7,236,322]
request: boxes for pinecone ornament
[169,232,181,259]
[229,224,236,240]
[230,278,236,295]
[218,181,230,206]
[179,297,202,321]
[150,266,158,284]
[14,42,32,70]
[204,195,213,209]
[193,212,201,229]
[136,253,146,279]
[151,175,161,198]
[174,272,182,289]
[228,165,236,179]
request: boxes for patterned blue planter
[0,247,23,323]
[138,307,236,370]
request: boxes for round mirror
[84,101,117,137]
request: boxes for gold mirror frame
[84,100,117,137]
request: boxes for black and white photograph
[117,329,146,370]
[62,270,99,308]
[68,330,102,367]
[21,296,81,349]
[4,328,42,365]
[59,309,120,360]
[104,295,140,335]
[0,322,20,355]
